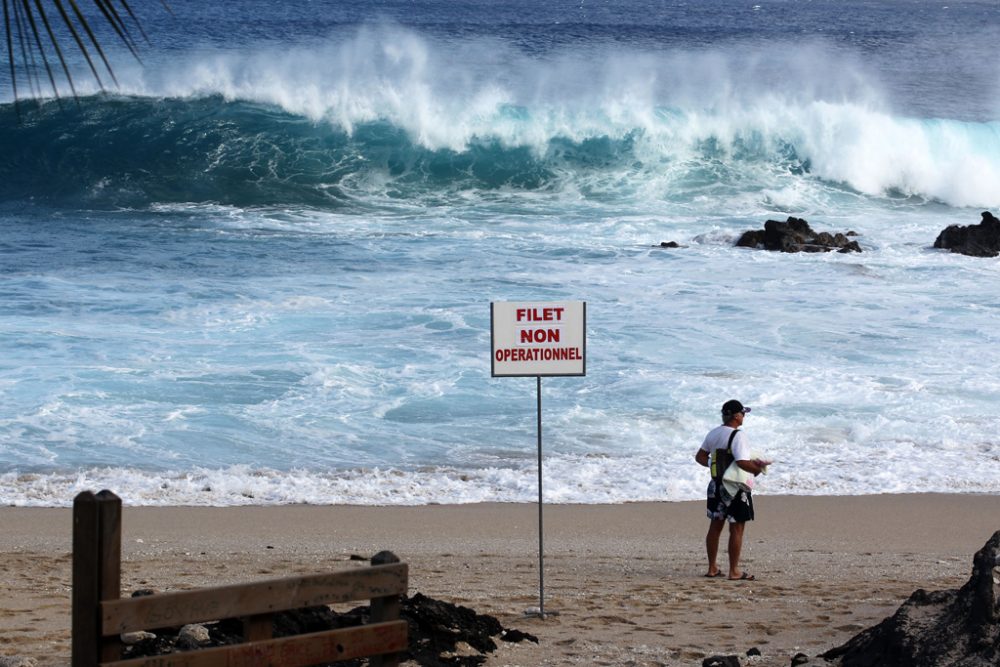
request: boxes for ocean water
[3,0,1000,506]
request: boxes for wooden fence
[71,490,408,667]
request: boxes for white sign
[491,301,586,377]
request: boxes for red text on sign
[519,328,560,344]
[516,307,564,322]
[495,347,582,363]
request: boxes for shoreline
[2,494,998,666]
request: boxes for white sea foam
[4,435,1000,508]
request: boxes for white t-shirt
[699,425,750,462]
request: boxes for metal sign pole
[536,375,545,619]
[491,300,583,620]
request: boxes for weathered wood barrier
[71,490,408,667]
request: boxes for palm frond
[3,0,164,111]
[67,0,119,87]
[31,0,80,98]
[54,0,106,89]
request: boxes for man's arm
[736,458,767,475]
[695,448,709,467]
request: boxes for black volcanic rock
[737,217,862,253]
[822,530,1000,667]
[934,211,1000,257]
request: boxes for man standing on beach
[695,399,767,581]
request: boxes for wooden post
[97,490,123,663]
[369,551,403,667]
[72,490,123,667]
[72,491,100,667]
[242,614,273,642]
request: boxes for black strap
[712,428,740,489]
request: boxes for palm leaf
[3,0,166,111]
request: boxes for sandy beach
[1,493,997,666]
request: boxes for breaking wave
[3,26,1000,210]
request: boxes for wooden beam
[101,564,408,636]
[99,620,408,667]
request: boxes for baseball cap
[721,399,751,417]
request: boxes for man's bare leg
[727,521,746,579]
[705,518,726,576]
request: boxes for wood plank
[99,620,408,667]
[101,564,408,635]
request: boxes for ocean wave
[4,93,1000,210]
[4,26,1000,209]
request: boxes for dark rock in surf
[822,530,1000,667]
[934,211,1000,257]
[736,217,862,253]
[656,241,683,248]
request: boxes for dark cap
[721,399,750,417]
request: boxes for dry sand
[1,493,998,666]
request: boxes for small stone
[500,628,538,643]
[121,631,157,645]
[0,657,38,667]
[702,656,741,667]
[790,653,810,665]
[746,647,762,656]
[444,641,479,657]
[177,623,211,649]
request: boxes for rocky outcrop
[934,211,1000,257]
[822,530,1000,667]
[737,217,861,253]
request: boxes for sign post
[491,301,586,618]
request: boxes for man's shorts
[706,479,755,523]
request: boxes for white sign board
[491,301,586,377]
